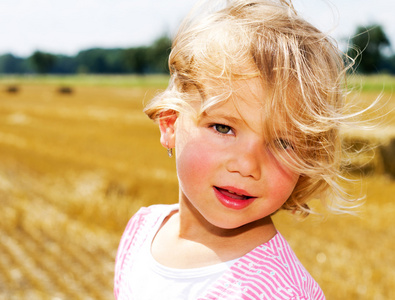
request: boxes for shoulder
[210,232,325,299]
[133,203,179,219]
[116,204,178,250]
[114,204,178,297]
[123,204,178,232]
[260,233,324,297]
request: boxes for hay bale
[341,136,378,175]
[341,127,395,177]
[57,86,73,94]
[5,85,19,93]
[379,138,395,178]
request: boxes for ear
[158,110,178,149]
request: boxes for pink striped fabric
[114,205,325,300]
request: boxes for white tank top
[128,216,237,299]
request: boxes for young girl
[115,0,355,298]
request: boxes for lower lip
[214,187,256,210]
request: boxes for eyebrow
[200,111,242,124]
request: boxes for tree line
[0,25,394,75]
[0,36,172,75]
[346,24,394,74]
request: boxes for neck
[177,196,277,257]
[150,198,278,269]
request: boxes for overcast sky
[0,0,394,57]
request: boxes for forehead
[201,76,266,106]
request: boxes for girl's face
[163,79,300,230]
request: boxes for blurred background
[0,0,394,299]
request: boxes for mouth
[214,186,256,210]
[214,187,254,200]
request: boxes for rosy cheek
[176,139,214,186]
[277,163,299,184]
[268,150,299,179]
[271,169,299,201]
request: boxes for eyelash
[209,124,293,150]
[210,123,234,136]
[275,138,294,150]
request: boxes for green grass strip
[0,74,170,89]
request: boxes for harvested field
[0,75,394,299]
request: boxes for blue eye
[213,124,233,135]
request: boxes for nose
[226,139,263,180]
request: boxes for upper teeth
[228,190,243,196]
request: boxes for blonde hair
[144,0,358,216]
